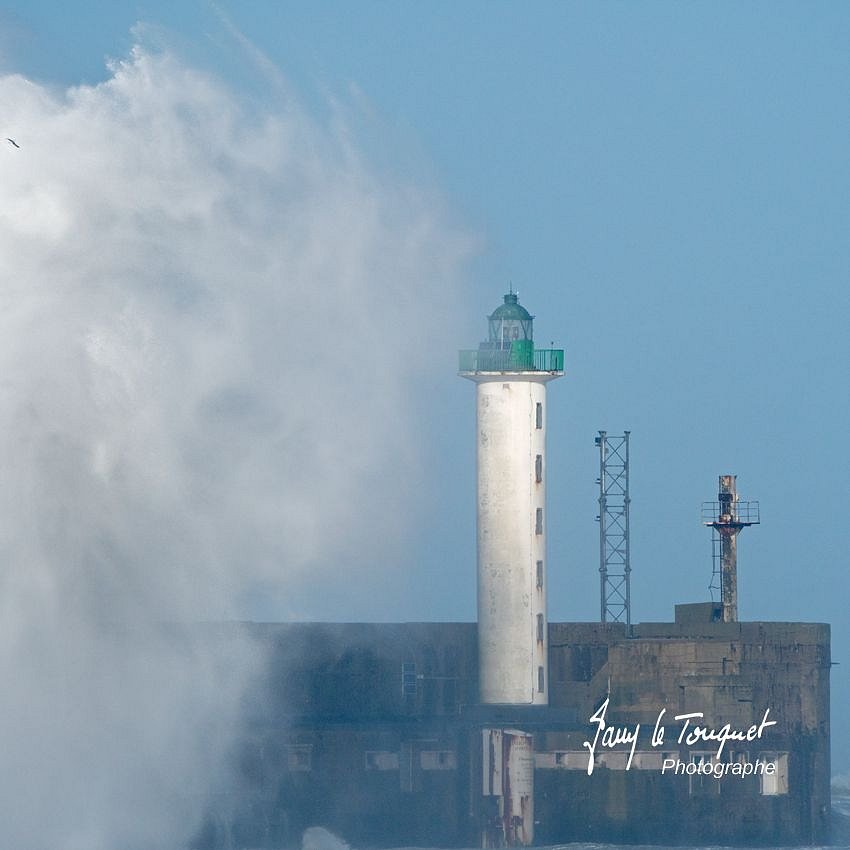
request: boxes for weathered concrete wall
[198,616,830,848]
[241,622,478,721]
[541,618,830,845]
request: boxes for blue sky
[2,2,849,772]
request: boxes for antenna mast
[595,431,631,628]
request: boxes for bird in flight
[6,138,20,148]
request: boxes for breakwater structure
[199,294,830,849]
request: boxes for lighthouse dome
[488,292,533,323]
[487,292,534,348]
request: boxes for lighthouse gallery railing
[458,348,564,373]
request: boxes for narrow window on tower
[538,666,545,693]
[535,454,542,483]
[535,402,543,429]
[537,614,544,642]
[536,560,543,589]
[535,508,543,535]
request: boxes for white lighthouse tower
[459,293,564,706]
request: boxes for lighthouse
[459,293,564,706]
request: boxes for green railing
[458,348,565,373]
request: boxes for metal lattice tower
[701,475,759,623]
[595,431,631,626]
